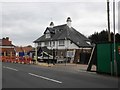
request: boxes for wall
[37,40,79,50]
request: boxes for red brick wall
[2,37,13,46]
[1,48,15,56]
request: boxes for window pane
[59,40,64,46]
[45,41,49,46]
[46,34,50,38]
[53,41,55,46]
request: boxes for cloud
[1,2,109,46]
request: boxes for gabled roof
[34,24,92,47]
[22,46,33,52]
[15,46,33,53]
[14,47,23,52]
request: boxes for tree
[115,33,120,42]
[88,30,120,44]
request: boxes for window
[46,33,50,38]
[45,30,51,38]
[38,42,41,46]
[86,41,91,45]
[59,40,64,46]
[50,41,51,47]
[53,41,55,46]
[45,41,49,46]
[67,51,74,57]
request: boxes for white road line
[3,66,18,71]
[28,73,62,84]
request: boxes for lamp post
[65,37,67,66]
[35,43,38,64]
[51,40,55,65]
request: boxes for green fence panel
[97,43,120,75]
[97,43,111,74]
[115,43,120,75]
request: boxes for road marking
[28,73,62,84]
[3,66,18,71]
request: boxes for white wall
[36,40,79,50]
[35,41,92,50]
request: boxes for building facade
[34,17,92,63]
[14,46,33,57]
[0,37,15,57]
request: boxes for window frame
[58,40,65,46]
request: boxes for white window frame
[45,41,49,46]
[53,41,55,47]
[46,33,50,38]
[59,40,64,46]
[45,30,50,38]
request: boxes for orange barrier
[2,56,7,62]
[1,56,32,64]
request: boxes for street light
[65,37,67,66]
[35,43,38,64]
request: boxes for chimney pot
[50,22,54,28]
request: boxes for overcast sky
[1,0,119,47]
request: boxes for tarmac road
[2,62,119,88]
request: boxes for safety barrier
[0,56,33,64]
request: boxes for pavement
[36,62,96,72]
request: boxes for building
[34,17,92,63]
[14,45,33,57]
[0,37,15,57]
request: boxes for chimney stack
[6,37,9,40]
[66,17,72,28]
[49,22,54,28]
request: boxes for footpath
[36,62,96,73]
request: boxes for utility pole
[107,0,113,76]
[107,0,111,42]
[113,0,117,77]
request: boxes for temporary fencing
[0,56,33,64]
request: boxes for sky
[0,0,119,47]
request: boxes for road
[2,62,119,88]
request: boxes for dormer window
[46,33,50,38]
[45,30,51,38]
[86,41,91,45]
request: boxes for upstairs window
[86,41,91,45]
[45,41,49,47]
[46,33,50,38]
[45,30,51,38]
[59,40,64,46]
[53,41,55,46]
